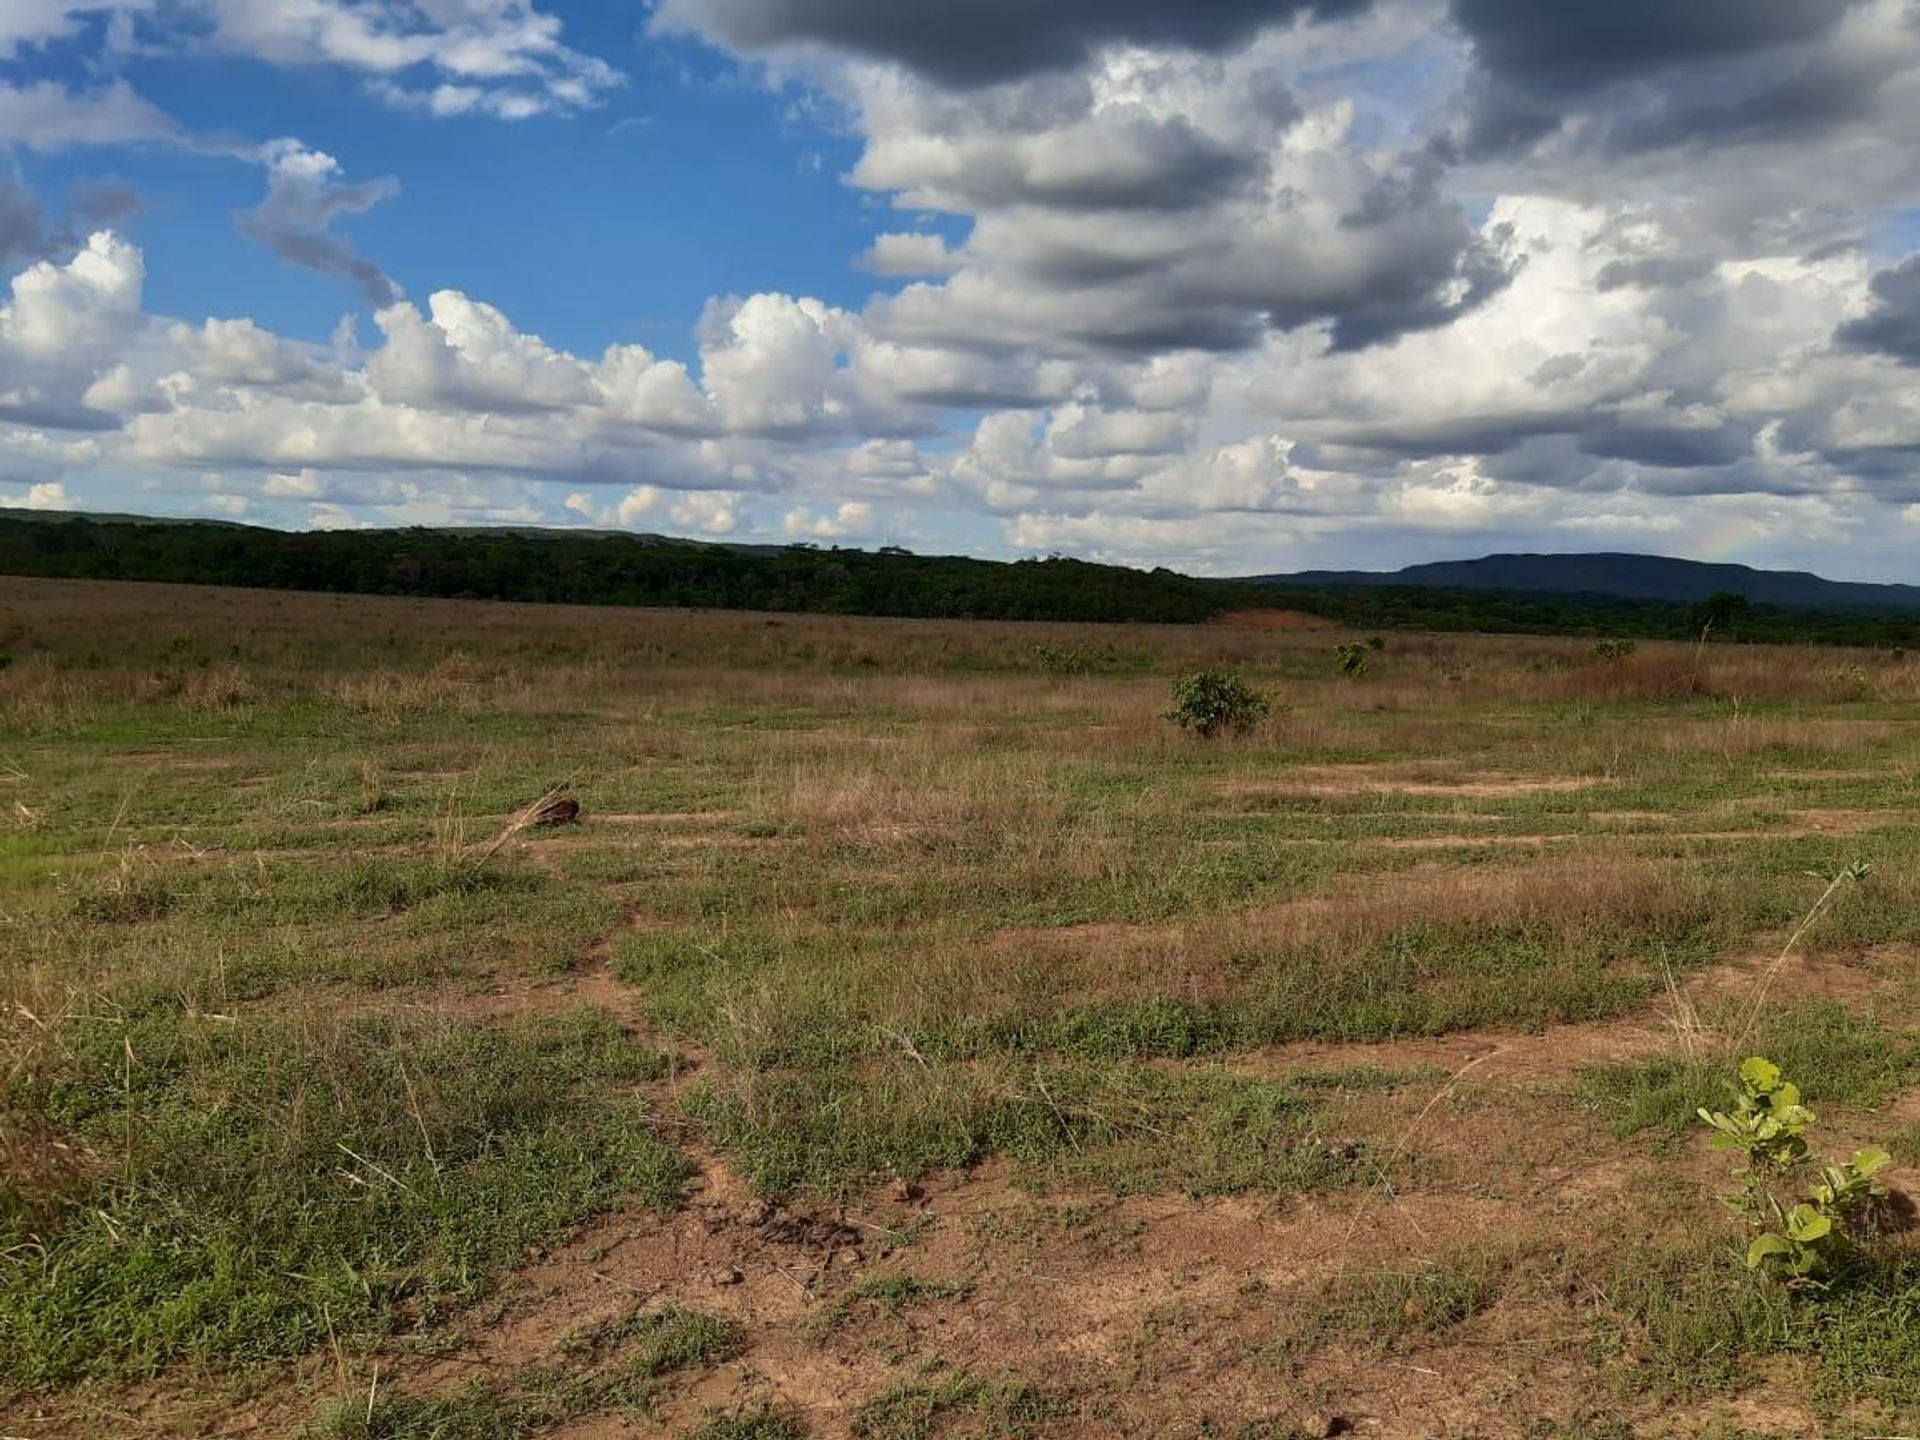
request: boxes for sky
[1,2,1919,580]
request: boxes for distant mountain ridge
[1251,552,1920,615]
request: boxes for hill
[1253,552,1920,614]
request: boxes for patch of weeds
[196,853,530,924]
[312,1388,524,1440]
[312,1311,743,1438]
[1284,1063,1446,1094]
[1523,1421,1636,1440]
[583,1304,745,1388]
[686,1060,1368,1200]
[819,1271,971,1333]
[1582,1003,1920,1140]
[614,924,792,1044]
[680,1404,808,1440]
[1,1006,689,1386]
[1591,1226,1920,1410]
[69,866,174,923]
[1269,1250,1513,1368]
[852,1371,1067,1440]
[1029,642,1145,676]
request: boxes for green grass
[684,1059,1369,1199]
[310,1305,744,1438]
[818,1271,973,1334]
[11,582,1920,1428]
[851,1372,1067,1440]
[1,1006,688,1386]
[679,1405,809,1440]
[1582,1003,1920,1140]
[1265,1248,1516,1369]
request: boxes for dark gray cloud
[0,176,44,269]
[64,178,141,229]
[864,111,1263,213]
[1444,0,1869,157]
[0,175,144,269]
[237,142,399,308]
[1453,0,1858,95]
[1837,254,1920,363]
[1595,255,1716,291]
[1320,227,1517,351]
[654,0,1372,86]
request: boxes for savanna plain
[5,575,1920,1440]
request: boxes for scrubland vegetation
[3,575,1920,1437]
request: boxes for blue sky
[18,14,874,356]
[2,1,1919,581]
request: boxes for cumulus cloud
[0,480,76,510]
[9,2,1920,577]
[846,49,1513,361]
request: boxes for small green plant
[1589,638,1637,661]
[1029,641,1141,675]
[1698,1056,1892,1284]
[1333,642,1370,677]
[679,1405,807,1440]
[1165,669,1270,738]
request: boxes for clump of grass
[1582,1002,1920,1140]
[312,1307,742,1438]
[69,865,174,923]
[852,1371,1066,1440]
[2,1006,688,1385]
[685,1059,1367,1199]
[1268,1249,1514,1369]
[818,1271,972,1333]
[680,1404,808,1440]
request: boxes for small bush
[1333,643,1370,677]
[1698,1055,1892,1284]
[1589,639,1638,662]
[1166,669,1270,737]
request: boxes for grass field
[3,574,1920,1439]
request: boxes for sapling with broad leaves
[1698,1055,1892,1284]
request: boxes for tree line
[2,514,1916,648]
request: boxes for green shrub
[1333,643,1370,677]
[1165,669,1270,737]
[1698,1055,1892,1284]
[1589,638,1638,661]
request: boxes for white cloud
[0,480,76,510]
[195,0,620,118]
[0,79,177,150]
[860,232,965,277]
[783,500,874,538]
